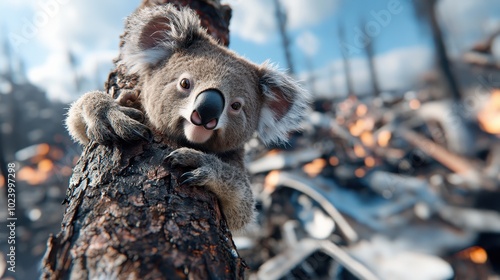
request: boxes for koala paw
[165,147,206,169]
[165,148,216,185]
[101,105,152,144]
[67,91,152,145]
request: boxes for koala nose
[191,89,225,130]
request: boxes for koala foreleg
[165,147,256,231]
[66,91,150,145]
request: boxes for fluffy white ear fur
[258,62,310,145]
[120,5,207,75]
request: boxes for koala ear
[121,5,206,74]
[257,62,310,146]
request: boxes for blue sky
[0,0,499,101]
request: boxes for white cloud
[229,0,338,44]
[34,0,133,52]
[296,31,320,57]
[27,50,116,102]
[281,0,338,29]
[22,0,131,102]
[374,46,433,90]
[228,0,277,44]
[300,46,434,98]
[28,52,76,102]
[438,0,500,51]
[3,0,33,8]
[7,0,136,101]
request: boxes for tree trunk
[41,136,246,279]
[41,2,245,278]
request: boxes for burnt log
[41,136,246,279]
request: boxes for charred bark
[41,136,246,279]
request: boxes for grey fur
[66,4,309,231]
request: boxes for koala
[65,5,309,231]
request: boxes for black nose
[190,89,225,130]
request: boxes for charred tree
[338,24,356,98]
[41,136,246,279]
[273,0,295,75]
[42,1,246,279]
[360,18,380,98]
[412,0,461,101]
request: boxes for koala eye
[231,102,242,111]
[179,78,190,89]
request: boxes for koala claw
[165,148,204,169]
[106,106,152,143]
[179,170,204,186]
[179,171,196,186]
[119,106,145,123]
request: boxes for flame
[264,170,281,192]
[365,156,375,167]
[409,99,421,110]
[353,144,366,158]
[356,104,368,117]
[458,246,488,264]
[377,130,392,147]
[0,175,4,188]
[329,156,339,166]
[478,90,500,134]
[303,158,327,177]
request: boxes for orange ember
[353,144,366,158]
[478,90,500,134]
[354,168,366,178]
[360,131,375,147]
[377,130,392,147]
[38,159,54,173]
[19,166,49,185]
[37,143,50,156]
[329,156,339,166]
[356,104,368,117]
[264,170,281,192]
[458,246,488,264]
[18,159,55,185]
[409,99,421,110]
[364,156,375,167]
[266,149,281,156]
[303,158,327,177]
[349,121,363,137]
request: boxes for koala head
[121,5,309,153]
